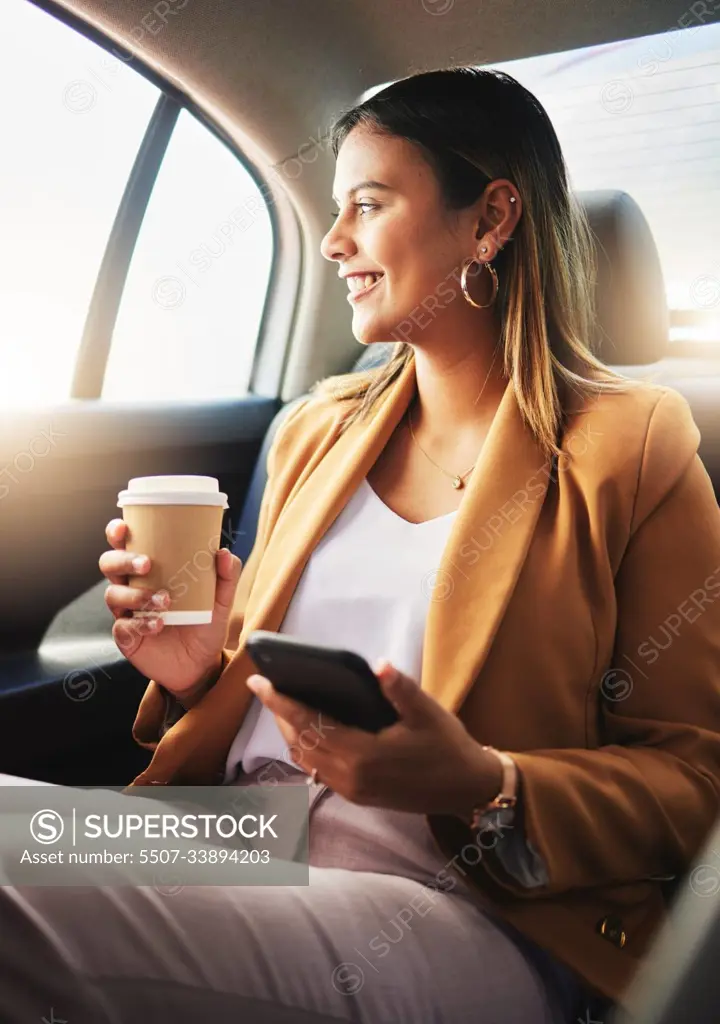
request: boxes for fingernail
[152,591,168,608]
[132,557,148,572]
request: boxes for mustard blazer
[128,356,720,1007]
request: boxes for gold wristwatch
[469,747,518,831]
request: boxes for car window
[0,0,159,408]
[1,0,275,408]
[488,21,720,344]
[363,21,720,345]
[102,108,274,403]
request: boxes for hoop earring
[460,257,498,309]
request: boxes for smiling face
[321,125,485,345]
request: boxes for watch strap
[469,747,518,830]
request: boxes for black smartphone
[245,630,399,732]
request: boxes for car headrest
[352,189,668,374]
[578,189,668,366]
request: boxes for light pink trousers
[0,767,582,1023]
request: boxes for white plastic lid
[118,475,229,508]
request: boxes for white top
[223,478,459,783]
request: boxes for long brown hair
[311,67,639,460]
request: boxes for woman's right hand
[99,519,243,703]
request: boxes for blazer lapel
[420,379,554,715]
[238,359,421,643]
[130,356,552,785]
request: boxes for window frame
[25,0,295,401]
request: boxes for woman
[3,67,720,1024]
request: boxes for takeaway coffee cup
[117,476,229,625]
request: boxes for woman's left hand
[246,659,503,817]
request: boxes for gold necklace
[407,349,499,490]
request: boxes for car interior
[1,0,719,1021]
